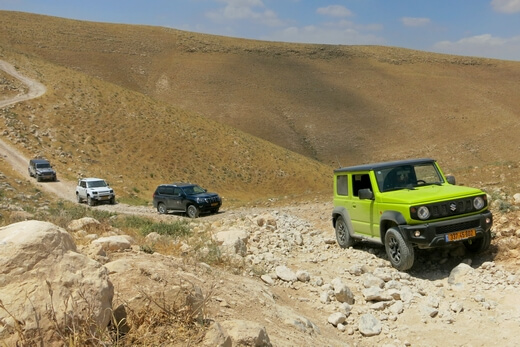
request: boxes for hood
[90,187,113,194]
[37,168,55,174]
[379,184,484,205]
[190,192,219,199]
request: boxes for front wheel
[157,203,167,214]
[87,196,95,206]
[384,227,415,271]
[110,196,116,205]
[335,216,354,248]
[463,230,491,253]
[186,204,200,218]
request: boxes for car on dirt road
[28,158,57,182]
[76,178,116,206]
[153,183,221,218]
[332,158,493,271]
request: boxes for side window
[353,174,372,197]
[81,181,86,188]
[165,187,175,196]
[173,188,182,196]
[336,175,348,196]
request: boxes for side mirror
[446,175,456,185]
[358,188,374,200]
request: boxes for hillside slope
[0,53,330,204]
[1,11,520,171]
[1,11,520,199]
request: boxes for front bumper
[92,194,115,201]
[37,173,56,181]
[399,211,493,248]
[198,201,222,212]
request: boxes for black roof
[334,158,435,173]
[30,158,50,164]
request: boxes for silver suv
[76,178,116,206]
[28,158,57,182]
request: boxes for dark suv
[28,158,57,182]
[153,183,222,218]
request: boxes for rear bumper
[399,211,492,248]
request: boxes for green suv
[332,158,493,271]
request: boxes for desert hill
[1,10,520,201]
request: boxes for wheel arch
[379,210,407,243]
[332,206,354,235]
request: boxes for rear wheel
[187,204,200,218]
[385,228,415,271]
[76,194,82,203]
[464,230,491,253]
[335,216,354,248]
[157,203,167,214]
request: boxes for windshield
[87,180,108,188]
[375,162,444,192]
[36,163,50,169]
[182,185,206,195]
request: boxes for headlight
[473,196,485,210]
[417,206,431,220]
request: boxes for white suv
[76,178,116,206]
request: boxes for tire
[87,196,95,206]
[187,204,200,218]
[464,230,491,253]
[335,216,354,248]
[110,196,116,205]
[157,203,167,214]
[384,227,415,271]
[28,169,33,177]
[36,176,41,182]
[212,208,220,214]
[76,194,82,203]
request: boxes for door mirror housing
[358,188,374,200]
[446,175,456,185]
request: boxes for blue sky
[2,0,520,61]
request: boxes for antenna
[335,155,343,168]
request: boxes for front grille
[207,197,220,203]
[411,195,486,221]
[436,219,481,235]
[430,198,474,218]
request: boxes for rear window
[157,186,174,195]
[336,175,348,196]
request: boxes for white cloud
[491,0,520,13]
[433,34,520,61]
[206,0,284,26]
[401,17,431,27]
[264,25,385,46]
[317,5,353,18]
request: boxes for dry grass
[2,11,520,203]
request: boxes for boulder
[0,220,113,345]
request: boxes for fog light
[414,230,421,237]
[486,218,491,224]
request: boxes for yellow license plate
[446,229,476,242]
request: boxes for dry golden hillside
[1,10,520,201]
